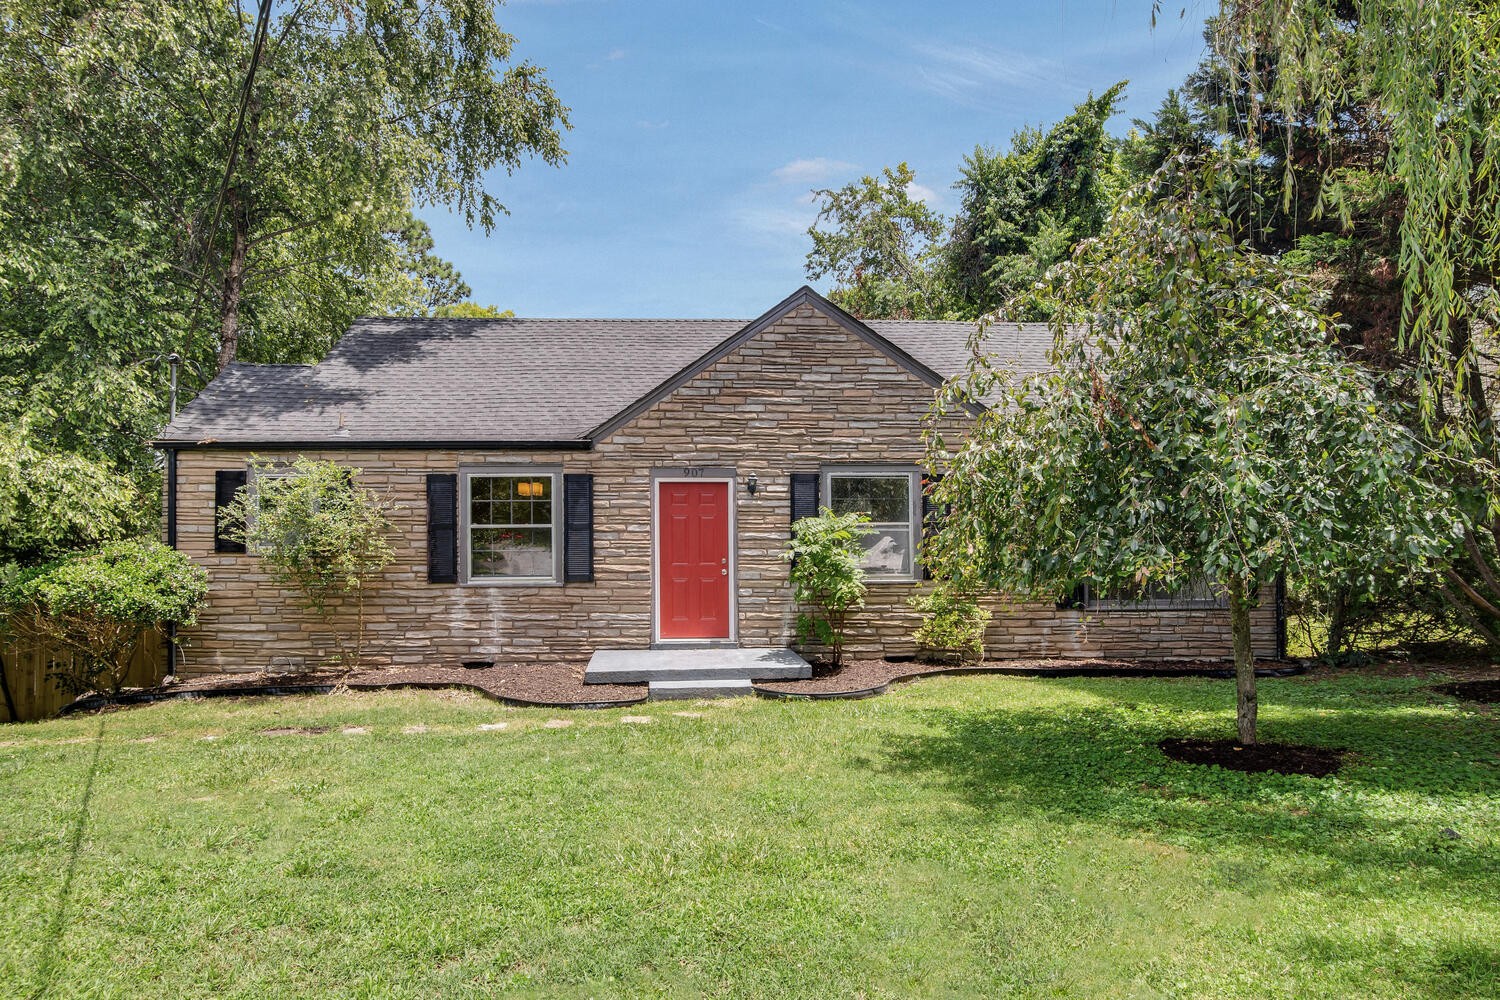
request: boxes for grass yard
[1,672,1496,999]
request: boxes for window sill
[460,578,565,588]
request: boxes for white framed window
[461,468,562,584]
[821,466,923,581]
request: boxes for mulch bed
[79,655,1304,713]
[1437,679,1500,704]
[754,656,1300,698]
[1159,737,1345,777]
[112,662,647,710]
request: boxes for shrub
[0,429,144,566]
[909,587,991,664]
[785,508,871,669]
[222,457,397,669]
[3,540,207,697]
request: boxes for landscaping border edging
[61,679,649,716]
[752,660,1308,701]
[59,660,1307,715]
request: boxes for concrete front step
[648,677,754,700]
[585,647,811,685]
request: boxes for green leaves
[2,539,207,696]
[930,170,1462,606]
[0,425,145,566]
[785,508,873,668]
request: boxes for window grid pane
[467,475,556,580]
[826,472,915,577]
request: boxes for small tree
[2,540,208,698]
[909,586,992,664]
[929,169,1459,745]
[223,457,396,670]
[785,509,872,669]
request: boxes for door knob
[721,568,727,575]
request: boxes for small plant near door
[223,457,397,671]
[786,508,871,670]
[909,586,991,664]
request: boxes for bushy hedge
[3,540,207,697]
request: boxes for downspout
[165,447,178,678]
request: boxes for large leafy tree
[0,1,569,480]
[804,163,949,319]
[928,174,1458,744]
[945,82,1127,318]
[1212,1,1500,643]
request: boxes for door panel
[657,481,731,639]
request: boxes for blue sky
[420,1,1213,318]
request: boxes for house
[153,286,1283,675]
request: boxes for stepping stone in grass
[342,726,370,736]
[619,716,653,724]
[477,722,508,731]
[402,724,428,735]
[672,711,703,719]
[543,719,572,729]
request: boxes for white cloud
[771,157,858,185]
[604,48,627,61]
[910,42,1076,108]
[635,119,670,130]
[905,181,938,205]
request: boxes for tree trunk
[215,186,248,372]
[1326,587,1348,658]
[215,93,259,372]
[1227,576,1258,746]
[0,651,18,723]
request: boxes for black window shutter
[563,473,594,583]
[1057,583,1088,610]
[790,472,820,525]
[214,470,248,554]
[426,473,458,584]
[920,472,945,581]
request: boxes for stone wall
[168,303,1281,675]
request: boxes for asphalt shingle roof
[157,305,1055,447]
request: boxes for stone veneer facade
[167,303,1280,675]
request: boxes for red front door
[657,481,731,640]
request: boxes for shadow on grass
[876,678,1499,898]
[27,716,106,1000]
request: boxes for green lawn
[1,673,1496,999]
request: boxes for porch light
[745,472,759,496]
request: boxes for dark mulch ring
[1159,737,1346,777]
[1437,679,1500,704]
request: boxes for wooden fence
[0,631,167,723]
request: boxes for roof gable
[585,286,962,441]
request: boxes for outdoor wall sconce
[745,472,759,496]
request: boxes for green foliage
[224,457,396,668]
[431,303,516,319]
[2,540,206,697]
[0,0,569,482]
[1215,1,1500,436]
[785,508,871,668]
[908,587,991,663]
[929,169,1462,741]
[946,82,1127,318]
[804,163,949,319]
[0,427,145,566]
